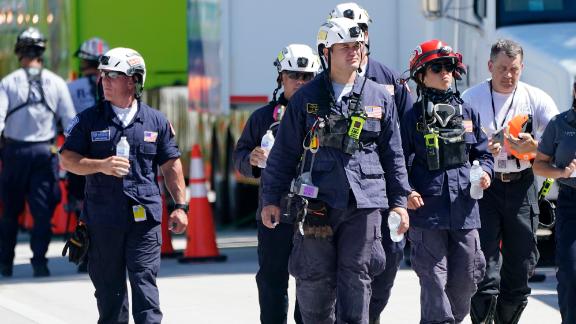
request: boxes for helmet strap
[272,73,282,103]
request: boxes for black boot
[494,301,527,324]
[471,295,497,324]
[32,263,50,277]
[0,262,13,277]
[368,318,381,324]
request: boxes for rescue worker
[233,43,320,324]
[261,18,411,323]
[462,39,559,324]
[327,4,414,321]
[69,37,109,113]
[0,27,76,277]
[533,84,576,324]
[402,39,492,324]
[67,37,109,273]
[60,47,188,323]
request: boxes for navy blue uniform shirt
[401,98,493,229]
[364,57,413,119]
[261,72,411,210]
[538,108,576,188]
[61,101,180,227]
[233,93,289,221]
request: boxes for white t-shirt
[332,82,354,104]
[112,100,138,127]
[462,79,559,172]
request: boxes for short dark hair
[490,39,523,62]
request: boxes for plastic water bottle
[259,130,275,168]
[116,136,130,176]
[388,211,404,243]
[470,160,484,200]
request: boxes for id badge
[132,205,147,222]
[497,147,508,169]
[298,183,319,199]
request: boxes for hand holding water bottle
[388,207,409,242]
[469,160,491,199]
[113,136,130,177]
[258,130,275,169]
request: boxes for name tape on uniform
[91,129,110,142]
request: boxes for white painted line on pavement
[0,294,69,324]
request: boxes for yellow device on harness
[424,132,440,170]
[348,115,366,140]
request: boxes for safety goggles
[285,71,314,81]
[100,70,126,79]
[429,62,456,74]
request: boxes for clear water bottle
[259,130,275,169]
[388,211,404,243]
[470,160,484,200]
[116,136,130,176]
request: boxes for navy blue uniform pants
[555,185,576,324]
[0,142,60,267]
[288,204,381,324]
[256,221,303,324]
[369,210,405,321]
[472,174,539,314]
[88,221,162,324]
[409,227,485,324]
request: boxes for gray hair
[490,39,524,62]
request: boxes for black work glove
[62,223,89,265]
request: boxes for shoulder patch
[383,84,395,96]
[64,115,80,137]
[463,120,473,133]
[306,103,319,114]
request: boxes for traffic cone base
[178,254,227,263]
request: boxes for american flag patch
[364,106,382,119]
[463,120,473,133]
[144,131,158,142]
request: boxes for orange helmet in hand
[505,114,536,161]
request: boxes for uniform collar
[103,100,146,127]
[567,107,576,124]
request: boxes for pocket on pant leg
[472,233,487,284]
[289,233,335,280]
[369,227,386,277]
[408,228,443,276]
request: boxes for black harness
[5,68,55,123]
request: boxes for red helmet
[409,39,461,78]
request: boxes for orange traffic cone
[179,144,227,263]
[159,174,181,258]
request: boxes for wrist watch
[174,203,189,214]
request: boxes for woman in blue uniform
[533,85,576,324]
[400,39,493,323]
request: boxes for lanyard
[489,80,517,130]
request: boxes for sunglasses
[285,71,314,81]
[100,70,126,79]
[429,62,456,74]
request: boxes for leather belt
[494,168,532,183]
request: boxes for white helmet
[273,44,320,73]
[76,37,109,61]
[328,2,372,27]
[98,47,146,96]
[317,17,365,50]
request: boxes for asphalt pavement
[0,230,562,323]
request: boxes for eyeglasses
[285,71,314,81]
[100,70,125,79]
[429,62,456,74]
